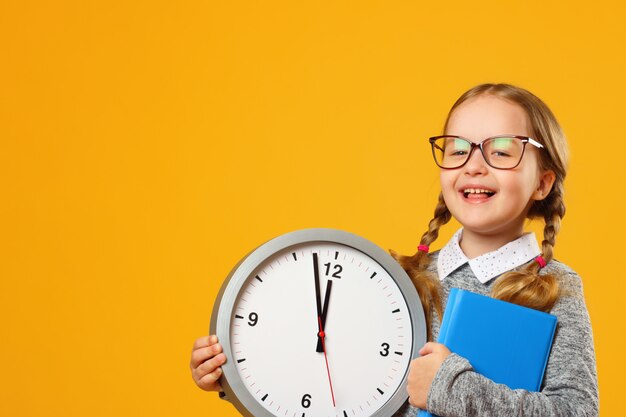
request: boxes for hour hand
[316,279,332,352]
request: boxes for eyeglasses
[429,135,544,170]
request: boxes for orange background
[1,1,624,416]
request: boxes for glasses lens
[483,137,524,168]
[432,137,471,168]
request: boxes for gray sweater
[394,252,599,417]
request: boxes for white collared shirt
[437,228,541,284]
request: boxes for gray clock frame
[210,228,427,417]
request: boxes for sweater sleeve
[425,273,599,417]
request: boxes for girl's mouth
[462,188,496,200]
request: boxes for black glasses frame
[428,135,544,170]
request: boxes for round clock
[210,228,426,417]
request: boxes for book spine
[437,287,462,345]
[535,316,558,391]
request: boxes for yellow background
[1,1,623,416]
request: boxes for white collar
[437,228,541,284]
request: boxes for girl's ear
[532,169,556,201]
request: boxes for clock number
[380,342,390,357]
[248,312,258,326]
[301,393,312,408]
[323,262,343,279]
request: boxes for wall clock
[210,228,426,417]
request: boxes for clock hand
[316,280,332,352]
[318,315,336,407]
[313,253,323,350]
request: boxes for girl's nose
[463,146,489,175]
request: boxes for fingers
[190,338,223,369]
[194,353,226,391]
[418,342,437,356]
[192,335,218,351]
[197,366,222,391]
[196,352,227,376]
[418,342,449,356]
[193,352,227,390]
[190,335,228,392]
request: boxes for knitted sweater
[393,252,599,417]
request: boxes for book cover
[417,288,557,417]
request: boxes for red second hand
[318,316,336,407]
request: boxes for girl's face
[440,95,555,241]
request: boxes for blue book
[418,288,557,417]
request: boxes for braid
[491,184,565,312]
[424,193,453,246]
[539,181,565,263]
[391,193,451,340]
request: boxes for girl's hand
[406,342,451,409]
[190,335,227,392]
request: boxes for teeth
[463,188,495,194]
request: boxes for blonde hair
[393,83,568,340]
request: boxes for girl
[190,83,599,416]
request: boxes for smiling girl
[393,83,599,416]
[190,83,599,417]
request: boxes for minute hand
[313,253,331,352]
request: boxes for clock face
[227,241,414,417]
